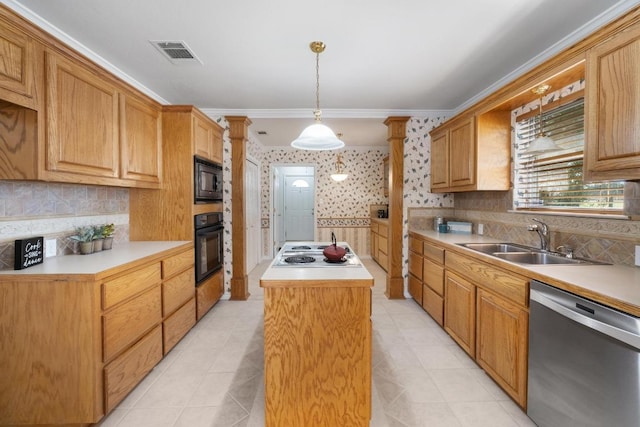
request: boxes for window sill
[508,209,630,220]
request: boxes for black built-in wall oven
[194,212,223,284]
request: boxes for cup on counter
[438,224,451,233]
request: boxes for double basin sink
[458,243,606,265]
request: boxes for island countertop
[260,241,373,287]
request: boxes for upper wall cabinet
[120,91,162,185]
[0,17,39,109]
[430,111,510,192]
[585,21,640,182]
[194,113,222,164]
[45,49,120,180]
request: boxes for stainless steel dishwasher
[528,280,640,427]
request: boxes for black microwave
[194,156,223,203]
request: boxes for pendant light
[291,41,344,151]
[330,153,348,182]
[524,84,561,155]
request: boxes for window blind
[514,97,624,211]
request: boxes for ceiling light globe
[330,173,348,182]
[291,123,345,150]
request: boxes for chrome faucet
[527,218,550,251]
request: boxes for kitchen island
[260,242,374,427]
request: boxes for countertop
[410,229,640,317]
[0,241,192,278]
[260,242,373,286]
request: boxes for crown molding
[201,108,452,119]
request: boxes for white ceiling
[4,0,637,147]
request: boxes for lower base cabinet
[196,269,223,320]
[476,288,528,408]
[444,271,476,357]
[104,325,163,412]
[0,243,196,426]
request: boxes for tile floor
[96,258,537,427]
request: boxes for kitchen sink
[492,251,592,265]
[459,242,537,254]
[458,242,607,265]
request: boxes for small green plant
[92,225,105,240]
[102,223,115,238]
[70,226,94,243]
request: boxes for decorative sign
[14,236,44,270]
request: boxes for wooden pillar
[384,116,410,299]
[227,116,252,300]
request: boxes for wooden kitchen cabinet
[0,16,39,109]
[194,112,222,163]
[444,270,476,357]
[429,111,510,192]
[120,91,162,185]
[370,219,388,272]
[444,249,529,408]
[585,21,640,181]
[476,288,528,408]
[422,242,445,326]
[408,236,423,304]
[0,243,194,425]
[45,48,120,180]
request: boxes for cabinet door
[444,271,475,357]
[0,19,36,108]
[370,230,378,261]
[45,50,119,178]
[585,23,640,181]
[430,129,449,189]
[193,114,214,161]
[408,274,422,304]
[449,117,475,188]
[120,92,162,185]
[476,288,528,408]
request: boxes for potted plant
[70,226,94,255]
[102,223,115,250]
[92,225,105,251]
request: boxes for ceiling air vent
[150,40,202,65]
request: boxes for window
[514,95,624,212]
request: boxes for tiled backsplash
[0,181,129,270]
[409,204,640,267]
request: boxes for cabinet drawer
[423,259,444,296]
[196,270,223,320]
[423,243,445,264]
[162,267,194,316]
[422,285,444,326]
[408,274,422,305]
[103,285,162,362]
[378,236,388,254]
[378,224,388,238]
[408,252,423,279]
[409,236,423,254]
[446,252,528,306]
[102,263,161,310]
[162,249,193,279]
[378,251,388,272]
[163,298,196,354]
[104,325,162,413]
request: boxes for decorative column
[384,116,410,299]
[227,116,252,300]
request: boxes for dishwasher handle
[530,285,640,351]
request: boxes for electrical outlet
[477,223,484,235]
[45,239,57,258]
[636,246,640,267]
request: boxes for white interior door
[284,175,314,241]
[245,157,260,272]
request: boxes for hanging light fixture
[291,41,344,151]
[524,84,561,155]
[330,153,348,182]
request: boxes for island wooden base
[262,280,373,427]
